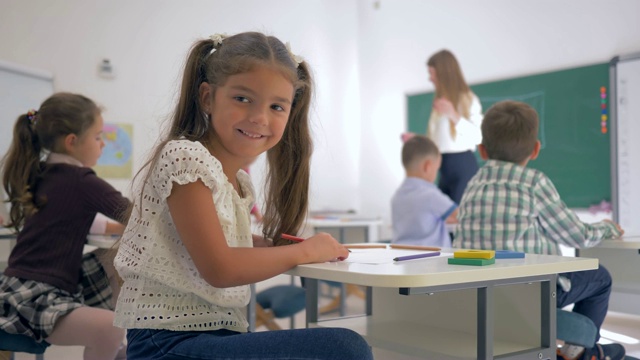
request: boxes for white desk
[578,236,640,316]
[0,227,17,271]
[303,217,383,316]
[86,234,120,249]
[288,249,597,360]
[305,217,382,243]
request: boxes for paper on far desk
[343,248,449,264]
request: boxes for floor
[11,274,640,359]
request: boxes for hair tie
[285,42,304,67]
[207,33,228,56]
[27,109,38,126]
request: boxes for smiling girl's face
[201,64,294,170]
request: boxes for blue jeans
[557,265,612,342]
[127,327,373,360]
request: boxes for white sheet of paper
[343,248,449,264]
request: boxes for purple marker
[393,251,441,262]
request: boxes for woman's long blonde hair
[427,50,473,138]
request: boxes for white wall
[1,0,639,240]
[0,0,362,211]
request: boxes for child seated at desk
[391,135,458,248]
[455,100,625,360]
[0,93,130,359]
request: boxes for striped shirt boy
[454,160,621,254]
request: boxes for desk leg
[477,286,495,360]
[248,284,256,332]
[305,278,319,326]
[541,276,556,350]
[366,286,373,316]
[339,283,346,317]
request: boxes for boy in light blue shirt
[391,135,457,248]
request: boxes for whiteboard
[0,60,54,221]
[611,53,640,237]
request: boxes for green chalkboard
[407,63,610,208]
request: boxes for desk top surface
[86,234,120,248]
[306,217,382,227]
[591,236,640,249]
[287,247,597,288]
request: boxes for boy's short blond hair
[481,100,539,163]
[402,135,440,169]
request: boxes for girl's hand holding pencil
[282,233,350,262]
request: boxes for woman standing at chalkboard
[425,49,483,204]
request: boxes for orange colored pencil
[389,244,441,251]
[345,244,388,249]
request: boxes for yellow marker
[453,249,495,259]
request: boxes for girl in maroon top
[0,93,129,359]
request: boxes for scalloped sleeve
[151,140,225,200]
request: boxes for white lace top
[113,139,255,332]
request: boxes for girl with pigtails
[0,93,130,359]
[113,32,372,359]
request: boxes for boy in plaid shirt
[455,100,625,360]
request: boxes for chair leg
[319,293,343,314]
[347,284,366,299]
[319,284,366,314]
[255,304,282,331]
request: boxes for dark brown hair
[136,32,313,246]
[402,135,440,169]
[427,49,473,119]
[1,92,100,230]
[481,100,539,163]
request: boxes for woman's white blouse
[427,93,483,153]
[113,139,255,332]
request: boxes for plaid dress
[0,251,112,342]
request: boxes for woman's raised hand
[433,97,459,122]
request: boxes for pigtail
[1,113,44,230]
[171,39,216,141]
[263,62,314,246]
[133,39,217,218]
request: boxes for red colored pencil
[281,233,305,243]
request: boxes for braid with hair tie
[26,109,39,127]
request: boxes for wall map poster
[94,123,133,179]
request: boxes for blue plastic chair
[255,285,306,330]
[0,329,47,360]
